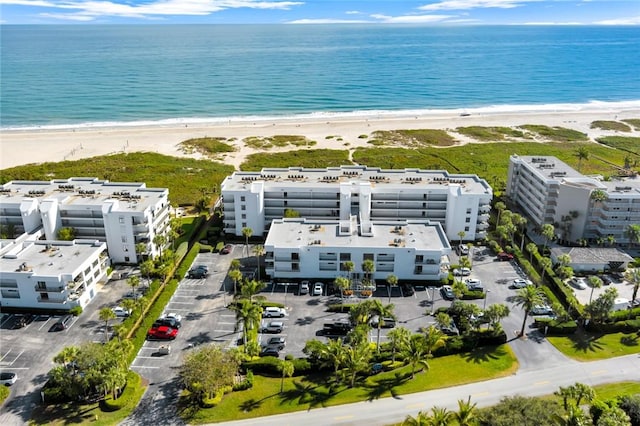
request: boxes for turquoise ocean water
[1,25,639,129]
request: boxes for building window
[291,253,299,261]
[363,253,374,261]
[340,253,351,261]
[284,192,287,197]
[465,218,471,223]
[466,208,472,214]
[36,281,46,290]
[119,216,125,224]
[465,226,470,231]
[125,256,130,262]
[241,205,246,210]
[124,245,129,252]
[242,222,247,228]
[415,255,424,263]
[122,236,127,243]
[241,214,246,219]
[241,196,245,201]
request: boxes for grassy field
[368,129,458,147]
[547,331,640,361]
[244,135,317,149]
[178,137,236,157]
[590,120,633,132]
[596,136,640,156]
[182,345,518,424]
[455,126,529,141]
[592,381,640,400]
[518,125,588,142]
[240,148,351,171]
[622,119,640,131]
[0,152,234,207]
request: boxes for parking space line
[165,301,194,305]
[38,318,53,331]
[0,315,13,328]
[0,349,24,366]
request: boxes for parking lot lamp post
[430,286,436,315]
[483,289,491,311]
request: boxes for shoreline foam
[2,104,639,171]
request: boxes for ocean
[1,24,639,130]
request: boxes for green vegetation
[243,135,316,149]
[182,345,517,424]
[240,149,350,170]
[455,126,528,141]
[179,137,236,156]
[31,371,146,426]
[0,152,234,207]
[622,118,640,130]
[547,331,640,361]
[519,124,589,142]
[592,382,640,400]
[0,385,10,404]
[590,120,632,132]
[596,136,640,156]
[368,129,457,147]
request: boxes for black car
[153,317,181,329]
[400,284,415,296]
[188,268,207,279]
[49,314,73,332]
[322,320,352,336]
[259,347,280,357]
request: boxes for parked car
[531,305,554,316]
[601,275,613,286]
[263,336,286,350]
[439,320,460,336]
[153,317,181,329]
[497,252,514,261]
[440,285,455,300]
[511,278,533,289]
[111,306,131,317]
[262,321,284,333]
[313,282,323,296]
[569,277,588,290]
[194,264,209,273]
[465,278,484,291]
[0,372,17,386]
[147,325,178,340]
[221,244,233,254]
[164,313,183,323]
[400,283,415,296]
[263,306,286,318]
[259,347,280,357]
[452,267,471,276]
[370,315,396,328]
[188,268,207,279]
[123,291,143,300]
[299,280,310,295]
[457,244,469,256]
[322,319,352,335]
[49,314,73,332]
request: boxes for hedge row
[242,357,312,377]
[586,319,640,333]
[533,318,579,335]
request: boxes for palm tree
[458,230,466,246]
[370,299,395,351]
[590,189,607,203]
[153,234,167,258]
[401,334,430,379]
[513,285,545,337]
[429,406,453,426]
[349,299,374,326]
[99,307,116,343]
[386,274,398,303]
[484,303,510,332]
[342,341,371,388]
[241,226,253,256]
[362,259,375,284]
[587,275,603,304]
[323,338,346,383]
[334,276,350,302]
[555,382,595,411]
[422,325,446,358]
[343,260,355,281]
[539,256,552,284]
[253,245,265,280]
[454,396,479,426]
[53,346,79,369]
[387,326,411,363]
[127,275,141,296]
[232,299,262,347]
[229,269,243,296]
[541,223,555,254]
[624,223,640,248]
[279,360,294,393]
[140,259,154,285]
[240,279,266,302]
[553,404,589,426]
[513,213,528,251]
[494,201,506,227]
[402,411,430,426]
[230,258,241,270]
[624,268,640,303]
[575,146,589,172]
[526,242,538,263]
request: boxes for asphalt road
[215,353,640,426]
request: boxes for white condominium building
[221,166,493,242]
[0,236,109,310]
[0,178,170,264]
[507,155,640,245]
[264,218,451,282]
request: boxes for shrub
[326,303,354,313]
[215,241,225,252]
[68,306,83,316]
[199,244,213,253]
[233,370,254,391]
[461,290,485,300]
[291,358,312,374]
[610,307,640,322]
[175,241,188,262]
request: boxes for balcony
[37,295,67,304]
[34,284,65,293]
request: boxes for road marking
[333,416,354,421]
[38,318,53,331]
[534,380,550,386]
[473,391,489,398]
[591,370,608,376]
[218,321,236,325]
[405,403,424,409]
[0,367,30,370]
[166,301,194,305]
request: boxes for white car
[465,278,484,291]
[0,372,17,386]
[263,306,286,318]
[112,306,131,317]
[531,305,554,316]
[312,282,323,296]
[452,267,471,276]
[164,313,183,323]
[512,278,533,289]
[570,277,588,290]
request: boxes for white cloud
[594,16,640,25]
[345,10,361,15]
[0,0,304,20]
[419,0,532,11]
[521,21,584,25]
[370,13,455,23]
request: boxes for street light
[483,289,491,310]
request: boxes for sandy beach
[2,107,639,171]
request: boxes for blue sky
[0,0,639,25]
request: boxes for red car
[147,325,178,340]
[497,252,514,261]
[221,244,233,254]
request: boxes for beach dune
[2,107,639,171]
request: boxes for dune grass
[519,125,589,142]
[455,126,529,141]
[240,149,350,171]
[547,331,640,361]
[596,136,640,156]
[622,118,640,131]
[368,129,457,147]
[179,137,236,156]
[244,135,316,149]
[181,345,518,424]
[590,120,632,132]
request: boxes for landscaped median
[180,345,518,424]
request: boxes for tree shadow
[620,334,639,346]
[364,371,412,401]
[567,330,606,353]
[279,380,344,409]
[294,316,316,326]
[462,345,504,364]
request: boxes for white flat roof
[266,218,450,251]
[1,240,106,277]
[224,166,491,195]
[0,178,168,213]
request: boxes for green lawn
[547,331,640,361]
[592,382,640,400]
[182,345,518,424]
